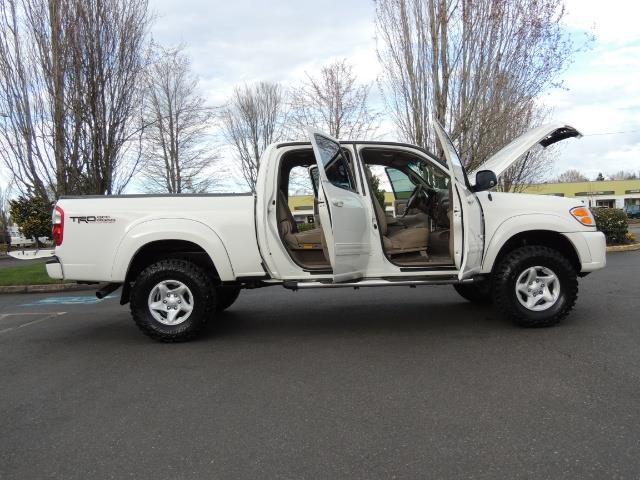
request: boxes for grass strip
[0,262,61,286]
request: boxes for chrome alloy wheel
[147,280,194,325]
[515,266,561,312]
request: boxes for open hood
[469,122,582,180]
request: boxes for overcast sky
[2,1,636,192]
[148,0,640,185]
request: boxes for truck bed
[54,193,264,282]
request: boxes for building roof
[523,179,640,197]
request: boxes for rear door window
[313,134,357,192]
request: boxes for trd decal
[69,215,116,224]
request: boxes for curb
[607,243,640,253]
[0,283,97,294]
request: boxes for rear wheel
[453,278,492,304]
[492,245,578,328]
[130,259,215,342]
[215,286,241,312]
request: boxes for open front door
[308,129,371,282]
[433,122,484,280]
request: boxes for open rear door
[308,129,371,282]
[433,121,484,280]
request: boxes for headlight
[570,206,595,226]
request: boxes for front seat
[277,190,323,249]
[370,188,430,254]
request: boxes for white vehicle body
[44,122,606,340]
[47,123,605,285]
[8,226,35,248]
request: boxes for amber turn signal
[570,206,595,226]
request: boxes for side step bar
[283,277,472,290]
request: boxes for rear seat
[277,191,323,249]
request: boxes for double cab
[46,122,606,341]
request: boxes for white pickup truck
[46,122,605,342]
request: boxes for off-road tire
[492,245,578,328]
[453,279,492,304]
[130,259,216,342]
[215,286,241,312]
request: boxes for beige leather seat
[277,191,323,249]
[370,189,430,254]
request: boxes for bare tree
[0,184,11,236]
[289,59,379,139]
[140,45,217,193]
[556,169,588,183]
[69,0,150,194]
[375,0,578,189]
[0,0,151,198]
[0,0,56,199]
[220,82,287,193]
[607,170,638,181]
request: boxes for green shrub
[297,222,317,232]
[592,208,628,245]
[9,196,52,241]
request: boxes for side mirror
[473,170,497,192]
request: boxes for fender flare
[110,218,235,281]
[481,213,585,273]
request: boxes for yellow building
[288,179,640,224]
[288,193,397,224]
[522,179,640,209]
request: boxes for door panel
[433,121,484,279]
[309,130,371,282]
[394,199,408,217]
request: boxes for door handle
[332,200,344,207]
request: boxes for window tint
[408,160,449,189]
[434,122,467,185]
[313,134,356,191]
[310,166,319,195]
[386,168,415,200]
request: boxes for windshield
[407,160,450,190]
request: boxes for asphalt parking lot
[1,251,639,479]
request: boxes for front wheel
[130,259,216,342]
[492,245,578,328]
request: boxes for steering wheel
[402,184,426,217]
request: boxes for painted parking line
[19,294,118,307]
[0,312,66,335]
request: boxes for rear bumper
[565,231,606,273]
[46,257,64,279]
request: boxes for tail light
[52,205,64,246]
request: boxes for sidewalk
[0,283,97,294]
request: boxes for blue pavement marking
[20,294,118,307]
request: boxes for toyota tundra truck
[45,122,606,342]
